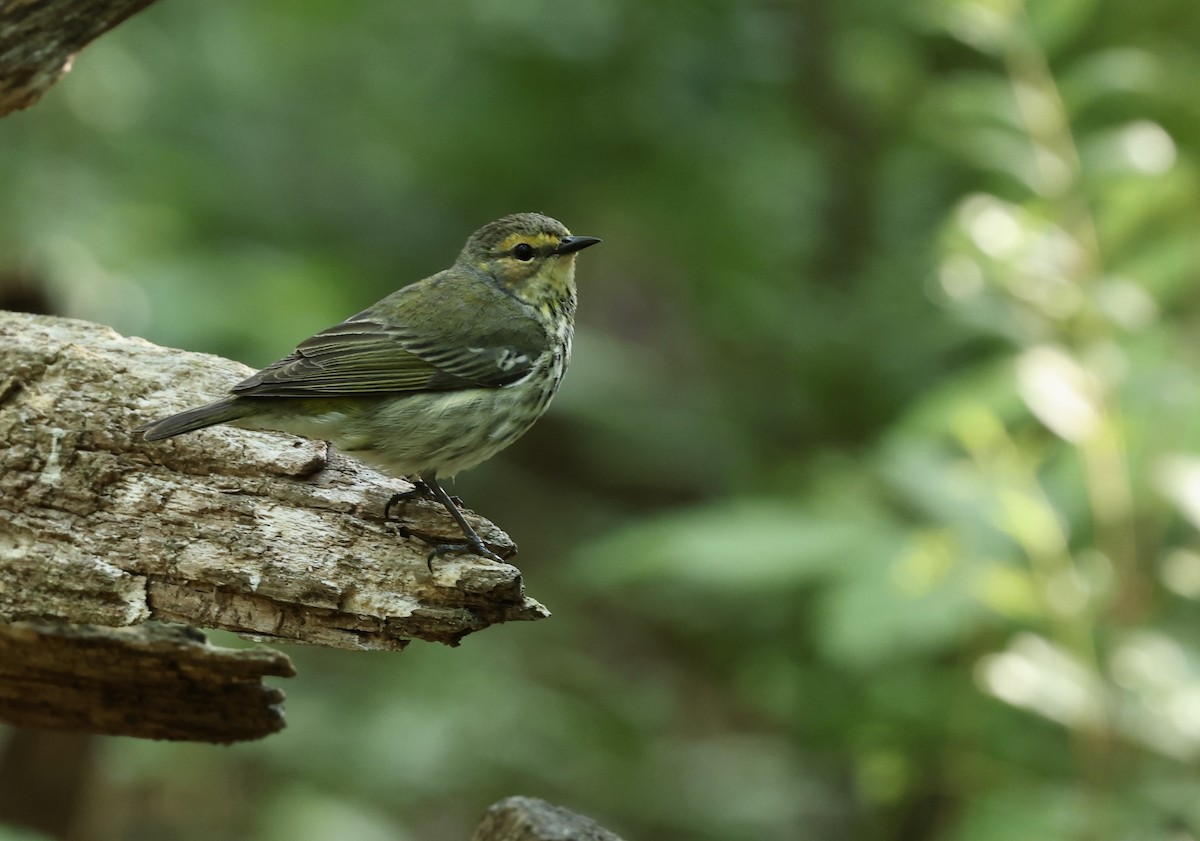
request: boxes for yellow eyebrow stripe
[496,232,564,253]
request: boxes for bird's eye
[512,243,535,261]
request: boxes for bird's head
[460,212,601,309]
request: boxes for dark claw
[425,540,506,571]
[444,537,505,563]
[383,493,406,522]
[392,530,500,571]
[384,489,412,520]
[383,481,435,521]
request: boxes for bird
[137,212,600,565]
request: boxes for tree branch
[0,0,161,117]
[0,309,549,652]
[0,621,293,742]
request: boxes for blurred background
[3,0,1200,838]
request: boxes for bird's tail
[135,397,248,441]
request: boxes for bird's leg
[384,475,504,568]
[418,473,506,568]
[435,483,465,509]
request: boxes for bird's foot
[383,481,434,522]
[383,489,418,522]
[383,482,462,521]
[387,474,506,571]
[422,538,507,571]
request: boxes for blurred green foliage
[4,0,1200,839]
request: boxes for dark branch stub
[0,622,294,743]
[0,0,162,116]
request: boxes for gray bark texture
[1,309,548,647]
[0,0,160,117]
[472,797,628,841]
[0,310,549,739]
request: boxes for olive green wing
[230,273,547,398]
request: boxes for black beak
[556,235,602,255]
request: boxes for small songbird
[137,212,600,564]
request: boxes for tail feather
[136,397,247,441]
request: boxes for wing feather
[230,272,547,398]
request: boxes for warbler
[137,212,600,564]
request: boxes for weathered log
[0,309,549,651]
[0,309,549,741]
